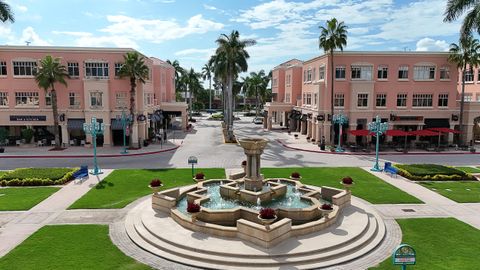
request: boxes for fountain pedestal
[238,138,268,192]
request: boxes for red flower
[150,179,162,187]
[321,203,333,210]
[342,177,353,185]
[187,202,201,213]
[291,172,301,178]
[195,172,205,179]
[259,208,276,219]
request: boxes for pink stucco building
[266,51,480,145]
[0,46,187,147]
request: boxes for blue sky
[0,0,464,76]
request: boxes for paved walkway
[0,170,113,257]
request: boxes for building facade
[266,51,480,145]
[0,46,187,148]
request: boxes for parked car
[253,117,263,124]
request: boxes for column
[348,123,356,144]
[267,110,273,130]
[131,123,139,147]
[449,124,455,144]
[324,123,332,144]
[315,122,321,142]
[301,120,308,135]
[103,124,111,147]
[312,121,317,142]
[465,123,474,144]
[61,124,69,147]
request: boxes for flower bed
[0,168,77,186]
[395,164,476,181]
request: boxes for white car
[253,117,263,124]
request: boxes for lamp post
[368,115,388,172]
[83,117,105,175]
[117,109,132,154]
[332,112,348,152]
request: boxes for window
[312,68,316,81]
[377,66,388,79]
[314,93,318,105]
[463,93,473,102]
[440,66,450,80]
[69,92,80,108]
[0,61,7,76]
[85,62,109,79]
[67,62,79,77]
[286,74,291,86]
[319,66,325,80]
[398,65,408,79]
[15,92,39,106]
[357,93,368,107]
[334,93,344,107]
[303,93,306,104]
[376,93,387,107]
[13,61,37,76]
[412,94,433,107]
[414,65,435,80]
[351,65,373,80]
[285,93,291,103]
[438,93,448,107]
[397,93,407,107]
[306,93,312,105]
[144,93,154,106]
[114,63,123,77]
[273,78,278,87]
[307,69,312,82]
[45,92,52,106]
[90,92,103,107]
[0,92,8,106]
[115,92,128,109]
[464,69,474,82]
[303,70,307,82]
[335,66,346,79]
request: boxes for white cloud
[20,27,50,46]
[16,5,28,12]
[53,31,138,48]
[203,4,217,10]
[415,38,449,52]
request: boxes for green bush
[0,168,77,186]
[395,164,475,181]
[0,128,7,145]
[21,128,34,143]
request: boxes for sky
[0,0,465,78]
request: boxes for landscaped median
[0,168,77,186]
[395,164,476,181]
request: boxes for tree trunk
[129,78,137,148]
[330,49,335,145]
[255,87,259,118]
[51,88,61,149]
[459,64,466,145]
[209,77,212,110]
[188,84,192,120]
[226,73,235,142]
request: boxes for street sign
[188,156,198,164]
[392,244,416,269]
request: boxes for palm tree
[319,18,347,144]
[35,55,69,149]
[444,1,480,38]
[448,35,480,145]
[166,59,185,99]
[202,62,213,110]
[118,51,150,148]
[245,70,269,118]
[0,1,14,23]
[214,30,256,142]
[182,68,202,119]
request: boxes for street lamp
[83,117,105,175]
[117,109,132,154]
[332,112,348,152]
[368,115,388,172]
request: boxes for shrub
[342,176,353,185]
[259,208,276,219]
[21,128,34,143]
[187,202,201,213]
[195,172,205,179]
[0,128,7,146]
[241,160,247,166]
[321,203,333,210]
[0,168,76,186]
[395,164,476,181]
[291,172,301,178]
[149,179,162,187]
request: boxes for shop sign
[393,116,423,121]
[10,115,46,121]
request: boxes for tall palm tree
[245,70,269,118]
[118,51,150,148]
[319,18,347,144]
[210,53,228,124]
[182,68,202,119]
[35,55,69,149]
[448,35,480,145]
[0,1,14,23]
[202,62,213,110]
[444,1,480,38]
[214,30,256,142]
[166,59,185,98]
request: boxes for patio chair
[69,140,75,146]
[80,140,85,146]
[15,140,21,146]
[51,140,56,147]
[37,140,44,147]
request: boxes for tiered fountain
[120,137,394,270]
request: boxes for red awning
[409,129,440,136]
[348,130,373,136]
[385,130,411,136]
[428,127,461,134]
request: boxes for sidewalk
[0,170,113,257]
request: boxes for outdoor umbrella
[348,130,373,136]
[385,130,411,152]
[428,128,461,149]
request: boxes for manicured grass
[420,181,480,203]
[0,225,151,270]
[69,168,225,209]
[0,187,60,211]
[371,218,480,270]
[396,164,474,181]
[262,167,422,204]
[454,166,480,174]
[1,168,73,181]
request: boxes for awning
[409,129,440,136]
[348,130,373,136]
[67,119,85,130]
[111,119,123,130]
[385,130,411,136]
[428,127,461,134]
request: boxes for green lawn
[395,164,474,181]
[454,166,480,174]
[371,218,480,270]
[0,187,60,211]
[0,225,151,270]
[420,181,480,203]
[262,167,422,204]
[69,168,226,209]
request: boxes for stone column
[238,138,268,192]
[465,123,474,144]
[348,123,356,144]
[103,124,111,147]
[449,124,455,144]
[131,123,139,147]
[324,123,332,144]
[61,124,69,147]
[315,122,322,142]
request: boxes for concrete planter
[289,176,302,181]
[257,214,277,229]
[319,208,333,220]
[340,181,354,192]
[149,184,163,194]
[194,177,205,182]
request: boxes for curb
[276,139,478,156]
[0,145,180,159]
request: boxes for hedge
[394,164,476,181]
[0,168,77,186]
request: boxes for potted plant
[340,176,354,191]
[187,201,201,222]
[257,207,277,229]
[148,179,163,194]
[194,172,205,182]
[0,127,7,153]
[319,203,334,220]
[290,172,301,180]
